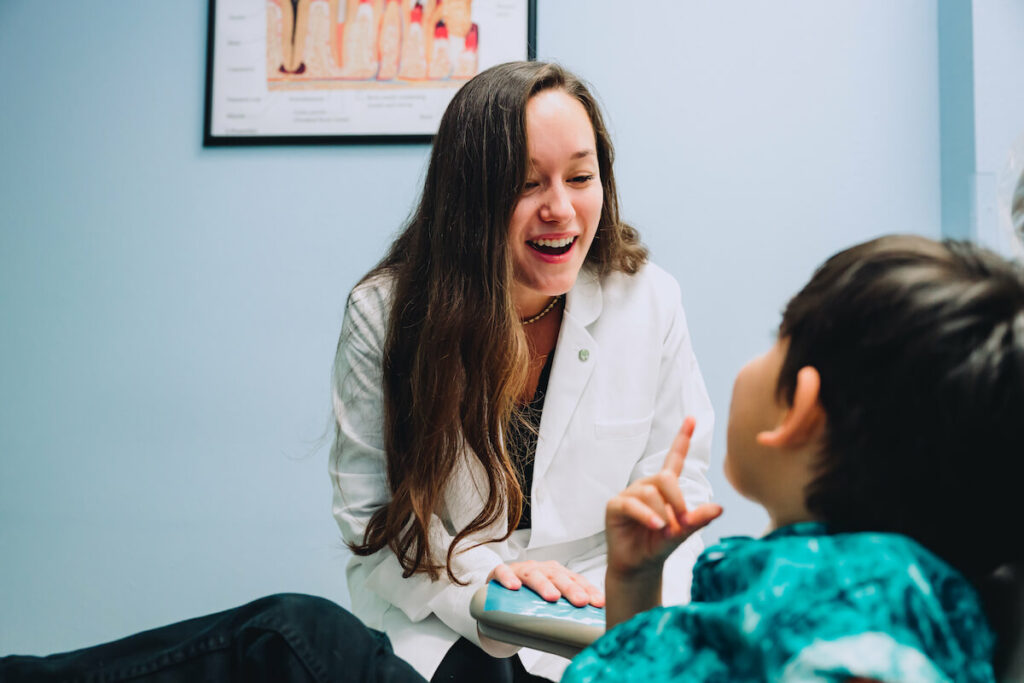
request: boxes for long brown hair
[347,61,648,582]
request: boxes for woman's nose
[540,184,576,223]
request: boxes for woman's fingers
[549,567,604,607]
[580,576,606,608]
[487,563,523,590]
[521,566,561,602]
[550,571,592,607]
[499,561,605,606]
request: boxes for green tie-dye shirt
[564,523,994,682]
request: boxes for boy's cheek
[722,359,771,500]
[722,450,738,489]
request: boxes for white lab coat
[330,262,714,680]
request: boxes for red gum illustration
[434,20,448,39]
[466,24,478,49]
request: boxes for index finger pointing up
[662,416,696,477]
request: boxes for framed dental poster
[203,0,537,145]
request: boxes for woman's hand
[487,560,605,608]
[606,417,723,580]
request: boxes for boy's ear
[756,366,825,449]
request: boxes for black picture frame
[203,0,537,146]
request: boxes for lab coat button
[578,349,589,362]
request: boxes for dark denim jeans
[0,594,426,683]
[431,638,552,683]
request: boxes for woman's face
[508,89,603,314]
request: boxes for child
[564,235,1024,682]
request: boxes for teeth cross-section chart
[206,0,534,141]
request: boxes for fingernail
[650,516,666,529]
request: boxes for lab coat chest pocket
[587,412,655,490]
[537,412,655,544]
[593,413,654,441]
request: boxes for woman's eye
[522,181,540,191]
[570,174,595,184]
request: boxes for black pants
[432,638,552,683]
[0,594,425,683]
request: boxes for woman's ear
[756,366,825,449]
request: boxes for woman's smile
[526,234,579,261]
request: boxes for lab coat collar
[564,265,602,326]
[529,266,602,541]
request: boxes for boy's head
[727,235,1024,577]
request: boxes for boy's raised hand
[606,417,723,580]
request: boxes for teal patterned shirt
[563,523,994,682]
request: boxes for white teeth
[531,236,575,248]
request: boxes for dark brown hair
[347,61,647,582]
[777,235,1024,578]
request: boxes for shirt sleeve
[328,282,517,656]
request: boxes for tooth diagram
[341,0,378,79]
[428,18,452,80]
[398,1,427,80]
[452,22,477,80]
[377,0,402,80]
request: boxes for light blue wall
[2,0,944,655]
[938,0,975,240]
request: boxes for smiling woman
[330,61,715,682]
